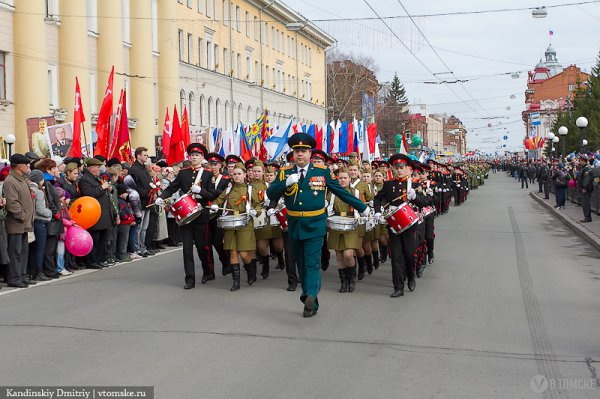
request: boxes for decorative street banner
[530,112,541,126]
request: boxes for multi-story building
[442,115,467,156]
[407,104,444,155]
[0,0,334,155]
[521,44,588,154]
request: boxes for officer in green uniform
[267,133,369,318]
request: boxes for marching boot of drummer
[361,167,380,272]
[326,166,361,293]
[311,150,331,272]
[421,165,437,265]
[206,153,232,276]
[156,143,217,290]
[267,134,369,318]
[210,162,262,291]
[374,154,428,298]
[264,164,286,271]
[410,164,429,278]
[373,168,389,264]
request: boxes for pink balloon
[65,226,93,257]
[568,179,577,188]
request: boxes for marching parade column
[59,0,90,141]
[97,0,124,110]
[13,1,48,153]
[130,1,155,151]
[157,0,180,155]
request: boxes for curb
[529,192,600,252]
[0,246,182,297]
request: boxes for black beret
[10,153,30,165]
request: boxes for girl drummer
[251,160,284,279]
[210,162,263,291]
[361,167,380,271]
[348,160,374,279]
[327,166,361,293]
[373,168,389,263]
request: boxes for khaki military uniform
[326,188,361,251]
[214,183,262,251]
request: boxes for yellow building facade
[0,0,334,155]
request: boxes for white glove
[368,200,374,207]
[407,188,416,200]
[286,173,299,187]
[191,184,201,194]
[248,209,258,217]
[361,206,371,217]
[149,182,156,189]
[374,212,382,220]
[155,197,164,206]
[210,204,219,211]
[266,208,276,217]
[324,200,329,208]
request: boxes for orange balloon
[69,196,101,229]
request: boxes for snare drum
[384,202,419,234]
[251,211,268,230]
[217,214,250,230]
[421,206,435,218]
[171,194,203,225]
[274,207,288,231]
[327,216,358,232]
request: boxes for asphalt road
[0,173,599,399]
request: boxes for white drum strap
[351,179,360,189]
[223,186,233,215]
[327,194,336,216]
[194,169,203,186]
[353,189,360,218]
[215,174,222,188]
[246,185,253,213]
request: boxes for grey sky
[283,0,600,153]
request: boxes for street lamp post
[552,136,559,156]
[5,133,15,159]
[558,126,568,160]
[575,116,588,153]
[547,132,555,158]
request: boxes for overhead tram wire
[361,0,487,120]
[394,0,493,117]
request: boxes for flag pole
[82,124,90,158]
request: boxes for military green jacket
[267,163,367,240]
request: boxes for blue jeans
[128,223,140,253]
[56,240,65,272]
[556,186,566,207]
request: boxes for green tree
[387,72,408,106]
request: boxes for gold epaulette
[313,164,327,169]
[278,165,293,181]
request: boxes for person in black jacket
[79,158,114,268]
[156,143,217,289]
[577,155,594,223]
[128,147,156,257]
[519,162,529,189]
[374,154,429,298]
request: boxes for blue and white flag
[264,118,293,161]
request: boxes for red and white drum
[420,206,435,218]
[384,202,419,234]
[275,207,288,231]
[171,194,203,225]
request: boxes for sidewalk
[530,190,600,251]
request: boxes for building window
[88,72,97,112]
[206,41,213,69]
[198,0,203,13]
[254,61,259,83]
[253,16,258,41]
[231,3,235,30]
[151,0,158,52]
[48,64,58,108]
[264,23,268,46]
[247,106,251,124]
[0,52,6,100]
[256,107,260,119]
[271,27,275,49]
[264,65,269,85]
[122,0,130,43]
[245,53,251,80]
[187,33,193,63]
[213,0,218,20]
[235,6,241,32]
[207,97,213,126]
[46,0,59,18]
[245,11,250,36]
[222,0,227,25]
[215,99,220,126]
[199,95,204,126]
[224,101,229,127]
[236,53,241,79]
[205,0,211,17]
[223,47,228,74]
[180,90,186,114]
[189,92,195,124]
[569,84,575,91]
[178,30,184,61]
[187,0,192,8]
[214,44,219,70]
[198,38,203,67]
[231,50,235,75]
[238,103,242,123]
[86,0,98,33]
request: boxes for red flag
[108,89,125,158]
[68,77,85,158]
[367,123,377,154]
[167,105,185,164]
[94,66,114,157]
[181,106,190,151]
[315,125,323,151]
[161,108,171,160]
[110,90,134,163]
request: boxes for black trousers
[7,233,28,284]
[538,179,543,193]
[542,180,551,198]
[144,210,159,250]
[581,192,592,220]
[387,227,417,290]
[43,235,58,276]
[88,229,109,265]
[166,218,181,245]
[207,217,228,274]
[424,216,435,258]
[180,221,208,285]
[282,231,299,286]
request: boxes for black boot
[230,264,241,291]
[246,260,257,286]
[338,269,348,293]
[380,245,388,263]
[347,267,356,292]
[275,251,285,270]
[372,250,380,270]
[260,255,270,279]
[357,256,365,280]
[365,255,373,275]
[416,265,424,278]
